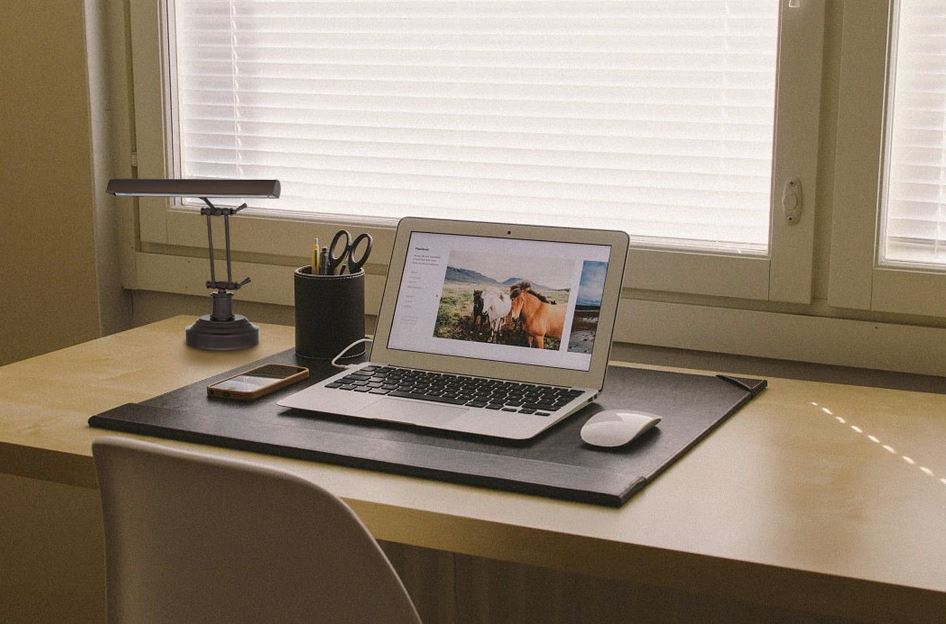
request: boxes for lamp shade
[106,178,280,198]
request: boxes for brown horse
[509,286,565,349]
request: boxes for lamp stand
[184,198,258,350]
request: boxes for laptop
[279,217,629,440]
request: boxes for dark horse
[472,289,486,326]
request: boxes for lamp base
[185,314,259,351]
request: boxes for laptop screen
[387,231,612,372]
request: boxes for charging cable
[331,337,373,369]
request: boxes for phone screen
[210,365,304,393]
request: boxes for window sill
[129,251,946,378]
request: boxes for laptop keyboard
[325,365,584,416]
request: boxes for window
[830,0,946,317]
[881,0,946,268]
[129,1,824,304]
[170,1,779,255]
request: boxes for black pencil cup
[294,266,366,360]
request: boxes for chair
[92,436,422,624]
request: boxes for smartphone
[207,364,309,400]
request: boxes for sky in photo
[447,251,575,290]
[576,261,607,306]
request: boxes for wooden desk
[2,317,945,623]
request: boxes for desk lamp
[107,178,281,350]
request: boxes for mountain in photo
[501,277,556,291]
[444,266,501,285]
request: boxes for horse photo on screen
[433,251,572,349]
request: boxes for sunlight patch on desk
[817,402,945,491]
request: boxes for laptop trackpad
[357,398,468,427]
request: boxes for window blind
[882,0,946,266]
[170,0,778,254]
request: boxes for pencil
[311,238,320,274]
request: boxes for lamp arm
[202,198,217,285]
[199,198,250,292]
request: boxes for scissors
[328,229,373,275]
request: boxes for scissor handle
[344,232,373,274]
[328,229,352,273]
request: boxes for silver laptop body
[279,217,629,440]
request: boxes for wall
[0,2,131,366]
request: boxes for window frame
[829,0,946,318]
[127,0,825,307]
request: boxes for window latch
[782,177,802,224]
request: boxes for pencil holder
[294,266,366,360]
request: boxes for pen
[311,238,320,275]
[319,247,330,275]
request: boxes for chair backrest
[92,437,421,624]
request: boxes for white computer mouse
[580,409,662,448]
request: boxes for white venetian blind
[170,0,778,254]
[882,0,946,267]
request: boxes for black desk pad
[89,350,765,507]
